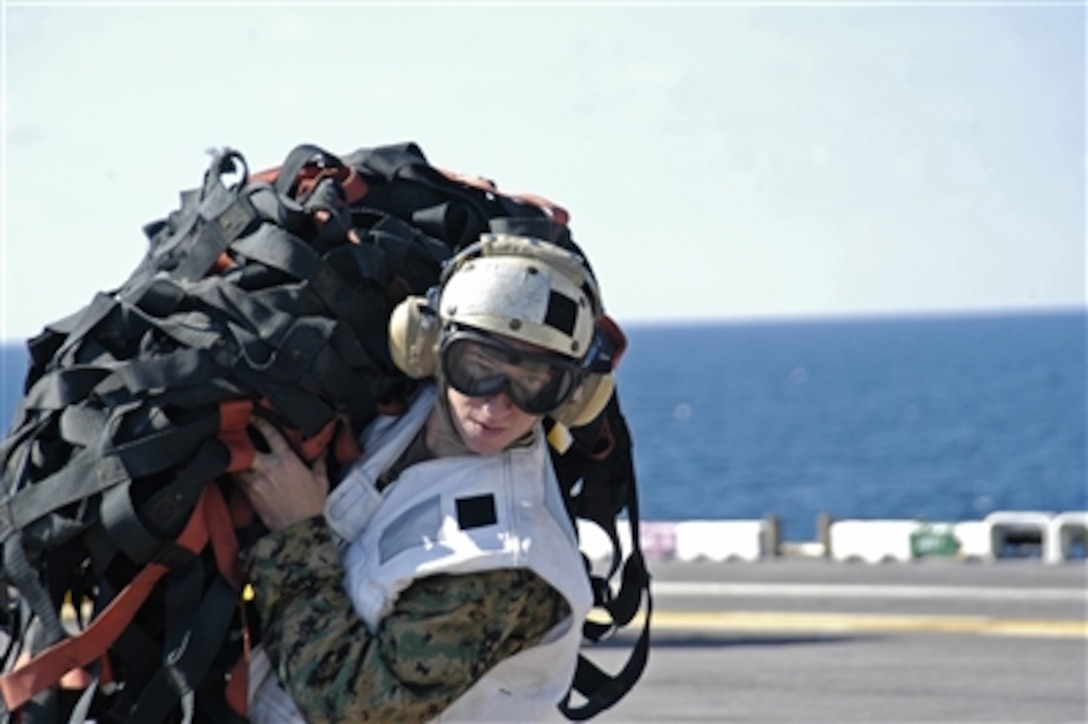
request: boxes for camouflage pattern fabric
[241,517,570,723]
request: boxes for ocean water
[2,311,1085,540]
[614,311,1086,539]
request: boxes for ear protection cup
[388,295,442,379]
[550,372,615,428]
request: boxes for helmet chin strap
[428,378,476,458]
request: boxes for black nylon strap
[99,485,166,568]
[0,452,129,545]
[133,150,249,290]
[230,364,335,437]
[167,216,230,285]
[18,366,115,413]
[50,293,120,369]
[560,551,651,720]
[95,414,220,568]
[132,277,188,318]
[125,309,236,362]
[101,439,228,566]
[65,673,99,724]
[1,534,65,649]
[196,188,257,251]
[0,415,50,468]
[383,165,490,248]
[230,227,381,348]
[1,141,650,721]
[57,406,111,449]
[550,394,651,719]
[141,441,229,544]
[115,348,225,397]
[107,406,220,480]
[273,144,343,197]
[91,574,161,713]
[182,273,360,389]
[345,142,428,181]
[163,559,206,667]
[560,594,651,721]
[127,576,240,723]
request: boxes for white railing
[1046,511,1088,565]
[577,511,1087,564]
[827,519,921,563]
[985,511,1054,560]
[673,520,766,562]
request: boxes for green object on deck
[911,524,961,558]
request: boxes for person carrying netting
[239,233,617,722]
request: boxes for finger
[249,415,291,455]
[311,455,329,491]
[234,469,257,491]
[237,463,265,480]
[245,450,265,473]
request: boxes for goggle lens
[441,334,579,415]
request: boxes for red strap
[4,399,354,716]
[257,157,567,227]
[210,252,237,274]
[332,415,363,466]
[598,314,628,368]
[279,413,360,467]
[590,417,616,462]
[249,167,278,185]
[508,192,570,226]
[335,166,368,205]
[218,399,256,474]
[204,484,242,592]
[0,488,215,713]
[98,653,114,686]
[283,416,336,463]
[228,486,256,530]
[223,653,249,718]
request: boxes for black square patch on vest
[456,494,498,530]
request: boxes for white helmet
[388,233,616,427]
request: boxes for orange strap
[204,485,242,592]
[282,413,360,466]
[0,400,361,714]
[590,417,616,462]
[223,399,361,470]
[0,487,220,713]
[218,399,256,474]
[599,314,629,368]
[223,651,250,718]
[210,252,237,274]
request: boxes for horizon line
[2,304,1085,345]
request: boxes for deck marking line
[643,611,1088,639]
[653,581,1087,602]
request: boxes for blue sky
[2,1,1084,341]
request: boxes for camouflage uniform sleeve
[241,516,572,723]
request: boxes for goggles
[440,329,584,415]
